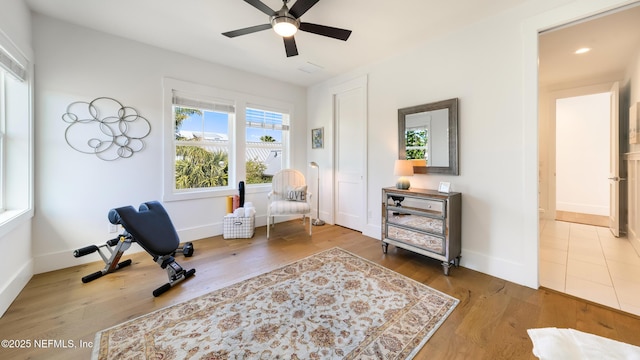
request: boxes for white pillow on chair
[286,185,307,202]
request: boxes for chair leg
[267,213,270,239]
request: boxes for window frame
[163,78,292,202]
[0,70,6,212]
[244,104,290,185]
[173,93,236,192]
[0,38,34,237]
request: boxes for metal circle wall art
[62,97,151,161]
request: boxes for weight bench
[73,201,196,297]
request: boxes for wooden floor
[1,221,639,359]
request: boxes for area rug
[528,327,640,360]
[93,247,459,359]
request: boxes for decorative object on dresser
[438,181,451,193]
[381,187,461,275]
[393,159,414,189]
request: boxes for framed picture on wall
[312,127,324,149]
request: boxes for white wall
[539,82,621,219]
[0,0,34,316]
[308,0,638,288]
[629,47,640,154]
[556,93,610,215]
[626,44,640,254]
[31,14,307,274]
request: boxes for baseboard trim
[459,249,537,289]
[363,223,381,240]
[364,224,536,288]
[34,215,287,274]
[0,259,33,317]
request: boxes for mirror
[398,98,458,175]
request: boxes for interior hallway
[540,219,640,316]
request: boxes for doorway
[537,5,640,316]
[555,92,611,227]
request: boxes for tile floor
[539,219,640,316]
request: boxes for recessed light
[574,47,591,54]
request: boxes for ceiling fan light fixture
[271,15,299,37]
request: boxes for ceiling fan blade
[299,23,352,41]
[243,0,276,16]
[222,24,272,38]
[283,36,298,57]
[289,0,320,18]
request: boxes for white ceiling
[24,0,530,87]
[23,0,640,88]
[539,3,640,88]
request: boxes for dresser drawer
[386,194,445,218]
[387,224,445,255]
[386,210,445,235]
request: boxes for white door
[333,77,367,231]
[609,81,620,237]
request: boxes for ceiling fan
[222,0,352,57]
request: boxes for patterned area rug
[93,247,458,359]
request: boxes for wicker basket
[223,215,255,239]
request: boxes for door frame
[609,81,621,236]
[330,75,368,229]
[522,0,634,289]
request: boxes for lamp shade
[394,160,414,176]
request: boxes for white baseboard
[34,243,147,274]
[363,223,381,240]
[0,259,33,317]
[369,218,537,288]
[33,215,280,274]
[457,249,537,289]
[556,202,608,216]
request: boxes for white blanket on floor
[528,327,640,360]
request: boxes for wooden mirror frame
[398,98,459,175]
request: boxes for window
[405,128,427,162]
[404,114,428,164]
[245,107,289,184]
[172,92,235,191]
[163,79,292,201]
[0,39,33,233]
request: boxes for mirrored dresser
[381,187,461,275]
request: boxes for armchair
[267,169,312,238]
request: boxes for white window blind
[172,91,234,113]
[0,45,26,82]
[246,107,289,130]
